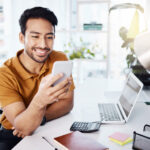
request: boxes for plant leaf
[64,50,69,53]
[119,27,128,41]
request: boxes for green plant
[109,3,145,68]
[64,38,95,60]
[119,26,136,68]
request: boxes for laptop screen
[119,73,143,117]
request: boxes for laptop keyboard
[98,103,121,121]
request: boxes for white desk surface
[13,78,150,150]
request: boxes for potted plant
[64,37,95,60]
[64,38,106,84]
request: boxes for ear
[19,32,25,44]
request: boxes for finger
[18,132,24,138]
[12,126,15,130]
[67,81,72,89]
[64,81,71,91]
[21,134,25,138]
[48,73,64,86]
[67,78,72,87]
[67,76,72,82]
[58,90,70,99]
[52,83,70,100]
[51,77,70,93]
[58,92,66,99]
[59,80,71,93]
[50,86,69,102]
[13,129,19,136]
[16,132,22,138]
[58,85,71,99]
[13,129,23,137]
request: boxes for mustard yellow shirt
[0,49,75,129]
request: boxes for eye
[47,36,53,39]
[32,36,39,38]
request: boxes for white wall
[1,0,150,79]
[8,0,70,58]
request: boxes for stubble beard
[26,47,51,63]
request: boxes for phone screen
[52,61,73,86]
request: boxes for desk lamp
[134,32,150,71]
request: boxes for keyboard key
[98,103,121,121]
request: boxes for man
[0,7,74,150]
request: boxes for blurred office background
[0,0,149,86]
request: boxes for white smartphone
[52,61,73,86]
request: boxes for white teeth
[36,49,45,54]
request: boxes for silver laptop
[98,72,143,124]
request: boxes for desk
[13,78,150,150]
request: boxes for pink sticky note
[109,132,130,142]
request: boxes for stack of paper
[109,132,133,146]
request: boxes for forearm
[45,92,74,121]
[14,100,46,135]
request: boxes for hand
[57,77,72,99]
[34,73,72,107]
[12,127,26,138]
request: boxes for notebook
[53,131,109,150]
[98,72,143,124]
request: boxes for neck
[19,52,44,74]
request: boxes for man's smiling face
[20,18,55,63]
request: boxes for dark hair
[19,7,58,35]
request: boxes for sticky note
[109,132,132,146]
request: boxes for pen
[42,136,58,150]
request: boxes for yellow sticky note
[109,137,133,146]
